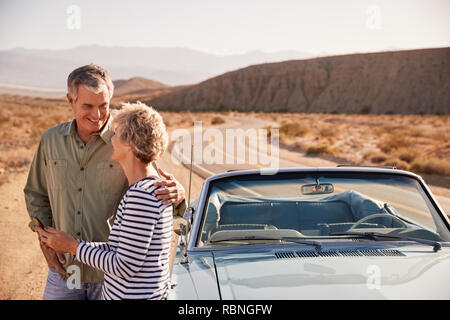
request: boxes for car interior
[199,190,442,245]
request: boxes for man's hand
[36,227,69,278]
[153,168,185,207]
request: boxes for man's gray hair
[67,64,114,101]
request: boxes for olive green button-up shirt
[24,116,185,283]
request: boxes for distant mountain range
[146,47,450,114]
[0,45,315,87]
[1,46,448,114]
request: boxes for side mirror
[174,221,186,236]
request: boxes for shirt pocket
[97,160,126,195]
[47,159,68,191]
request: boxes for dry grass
[1,94,449,185]
[279,122,308,138]
[160,110,220,129]
[0,95,72,178]
[246,112,450,179]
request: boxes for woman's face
[111,125,130,162]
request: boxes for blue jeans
[43,268,103,300]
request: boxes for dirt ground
[0,170,47,299]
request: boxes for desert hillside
[113,77,168,96]
[111,77,176,105]
[147,47,450,114]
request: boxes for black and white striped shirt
[76,177,173,300]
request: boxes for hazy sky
[0,0,449,55]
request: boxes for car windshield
[196,172,449,247]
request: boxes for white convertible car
[169,167,450,299]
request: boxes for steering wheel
[349,213,408,230]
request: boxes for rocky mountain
[113,77,168,96]
[110,77,177,106]
[147,47,450,114]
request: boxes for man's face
[67,83,110,137]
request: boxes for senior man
[24,64,186,300]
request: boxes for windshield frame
[188,167,450,252]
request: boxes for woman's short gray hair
[67,64,114,101]
[113,102,168,163]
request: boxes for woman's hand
[36,227,79,256]
[154,168,186,206]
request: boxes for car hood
[212,246,450,299]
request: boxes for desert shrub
[422,159,450,175]
[279,122,308,137]
[410,158,450,176]
[0,109,11,125]
[363,150,388,164]
[410,158,426,173]
[372,126,387,138]
[211,116,225,125]
[378,135,410,153]
[306,144,337,156]
[396,148,419,163]
[408,128,424,138]
[318,126,335,138]
[423,158,450,175]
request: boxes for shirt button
[78,188,82,192]
[80,167,84,171]
[76,232,81,236]
[77,211,81,215]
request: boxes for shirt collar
[60,115,114,144]
[92,115,114,144]
[60,120,76,136]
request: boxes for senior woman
[38,102,173,300]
